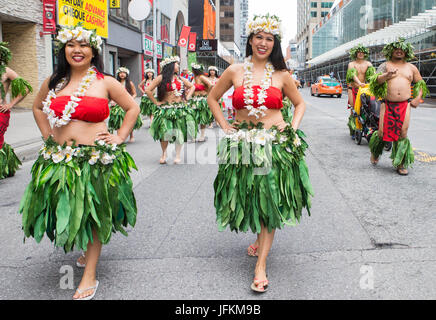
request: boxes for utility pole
[153,0,158,74]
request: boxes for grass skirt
[369,131,414,168]
[149,102,198,144]
[108,104,143,132]
[190,96,214,126]
[140,95,156,116]
[0,142,21,179]
[348,114,356,136]
[19,137,137,253]
[282,99,294,124]
[214,123,313,233]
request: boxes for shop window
[161,14,170,43]
[311,11,317,18]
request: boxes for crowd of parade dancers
[0,15,428,299]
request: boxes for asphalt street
[0,88,435,300]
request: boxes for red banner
[188,32,197,52]
[43,0,57,34]
[178,25,191,47]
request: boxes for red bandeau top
[194,83,206,91]
[232,85,283,110]
[166,78,182,91]
[49,96,110,123]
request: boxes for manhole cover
[414,150,436,163]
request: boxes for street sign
[196,39,217,52]
[110,0,120,9]
[57,0,108,38]
[128,0,151,21]
[144,34,162,59]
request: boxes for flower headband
[208,66,218,72]
[160,56,180,69]
[191,63,203,70]
[246,14,282,40]
[117,67,130,76]
[56,23,102,54]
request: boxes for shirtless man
[0,42,32,178]
[369,38,429,175]
[346,44,375,139]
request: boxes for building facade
[312,0,435,59]
[240,0,249,57]
[296,0,334,66]
[220,0,242,62]
[0,0,52,108]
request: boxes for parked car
[311,76,342,98]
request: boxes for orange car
[311,76,343,98]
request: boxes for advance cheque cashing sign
[58,0,108,38]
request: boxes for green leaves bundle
[369,72,387,99]
[412,80,429,99]
[11,77,33,98]
[0,142,21,179]
[346,68,358,84]
[390,138,414,168]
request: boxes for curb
[11,139,42,163]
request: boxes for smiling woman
[19,23,140,301]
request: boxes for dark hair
[245,33,288,71]
[117,71,133,95]
[192,68,203,77]
[49,45,104,91]
[157,62,176,101]
[145,71,155,81]
[208,69,219,78]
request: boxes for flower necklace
[171,76,184,97]
[43,66,97,128]
[243,56,275,119]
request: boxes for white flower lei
[42,67,97,128]
[243,56,275,119]
[172,76,184,97]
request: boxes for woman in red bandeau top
[191,63,213,142]
[208,15,313,293]
[145,56,195,164]
[20,24,140,300]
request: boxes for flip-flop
[76,253,86,268]
[73,280,99,300]
[247,244,258,257]
[251,278,269,293]
[397,167,408,175]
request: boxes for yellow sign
[110,0,120,9]
[58,0,108,38]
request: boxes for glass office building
[312,0,435,59]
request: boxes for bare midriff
[193,91,207,97]
[235,109,287,130]
[386,63,414,102]
[161,91,184,104]
[52,120,108,146]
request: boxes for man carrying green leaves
[346,44,376,139]
[368,38,429,175]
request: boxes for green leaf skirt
[190,96,214,126]
[19,137,138,253]
[149,102,198,144]
[140,95,156,116]
[369,130,414,168]
[214,123,314,234]
[108,104,143,132]
[281,99,294,124]
[0,142,22,179]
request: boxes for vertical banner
[57,0,108,38]
[178,25,191,47]
[43,0,57,34]
[188,32,197,52]
[203,0,216,39]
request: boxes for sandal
[251,278,269,293]
[76,253,86,268]
[397,167,408,176]
[159,158,167,165]
[247,244,258,257]
[73,280,99,300]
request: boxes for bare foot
[370,154,379,165]
[173,158,181,165]
[76,254,86,268]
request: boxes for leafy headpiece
[349,44,369,60]
[382,38,415,62]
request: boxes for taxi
[311,75,343,98]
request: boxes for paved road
[0,88,435,300]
